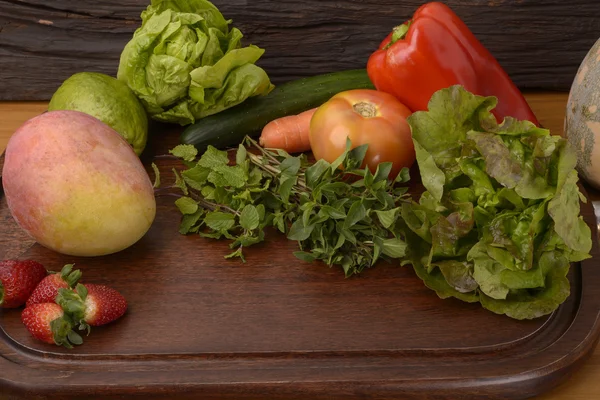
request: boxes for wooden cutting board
[1,122,600,400]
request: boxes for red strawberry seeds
[21,302,80,348]
[0,260,47,308]
[57,283,127,328]
[82,284,128,326]
[26,264,81,307]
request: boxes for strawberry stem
[56,285,90,334]
[50,316,79,349]
[59,264,82,288]
[67,330,83,345]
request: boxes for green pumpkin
[565,37,600,189]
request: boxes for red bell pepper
[367,2,539,125]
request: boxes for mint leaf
[179,209,204,234]
[198,146,229,168]
[225,247,246,262]
[182,165,210,190]
[236,144,247,165]
[205,211,235,231]
[231,233,264,248]
[175,196,198,215]
[172,168,188,195]
[169,144,198,162]
[151,162,161,188]
[240,204,260,230]
[208,165,247,188]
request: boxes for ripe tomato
[309,89,415,179]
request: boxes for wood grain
[1,0,600,100]
[0,94,600,399]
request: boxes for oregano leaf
[305,159,330,188]
[287,219,316,241]
[374,208,400,229]
[280,157,301,177]
[344,201,367,228]
[279,176,297,203]
[381,238,407,258]
[374,162,394,183]
[294,251,318,262]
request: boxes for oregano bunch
[154,136,411,276]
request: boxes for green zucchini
[180,69,375,152]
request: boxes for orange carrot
[258,108,317,153]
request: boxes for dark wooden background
[1,0,600,100]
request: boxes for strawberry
[0,260,47,308]
[21,302,82,348]
[57,283,127,329]
[26,264,82,307]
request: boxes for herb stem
[247,153,281,177]
[154,191,183,199]
[246,137,283,165]
[188,190,241,216]
[154,186,182,196]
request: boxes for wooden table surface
[0,94,598,400]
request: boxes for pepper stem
[390,21,412,44]
[353,102,377,118]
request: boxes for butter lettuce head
[117,0,273,125]
[403,85,592,320]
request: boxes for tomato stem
[353,102,377,118]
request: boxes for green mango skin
[49,72,149,156]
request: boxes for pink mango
[2,110,156,257]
